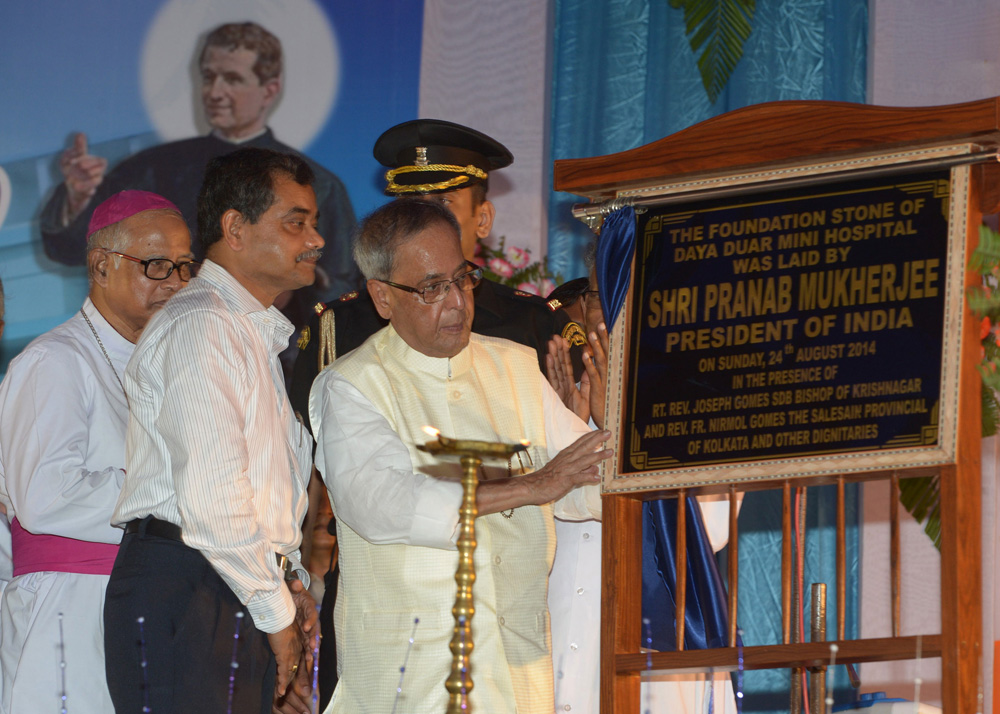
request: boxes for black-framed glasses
[108,252,200,281]
[378,266,483,304]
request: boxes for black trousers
[104,520,276,714]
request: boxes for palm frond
[670,0,756,103]
[898,475,941,551]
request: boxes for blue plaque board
[611,167,967,489]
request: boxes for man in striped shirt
[106,148,321,714]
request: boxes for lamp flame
[423,426,441,438]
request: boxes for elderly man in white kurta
[0,191,192,714]
[310,199,612,714]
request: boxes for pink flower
[488,257,515,279]
[982,316,993,341]
[539,278,556,297]
[505,245,531,269]
[516,282,540,295]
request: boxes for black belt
[125,516,299,581]
[125,515,181,541]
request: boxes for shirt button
[452,390,461,399]
[495,555,502,564]
[499,616,505,626]
[570,643,578,651]
[577,587,585,595]
[582,533,590,540]
[564,705,572,711]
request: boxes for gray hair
[86,208,182,279]
[353,199,461,280]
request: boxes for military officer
[290,119,584,432]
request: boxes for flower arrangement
[472,236,562,297]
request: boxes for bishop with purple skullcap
[86,190,181,239]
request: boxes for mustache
[296,250,323,263]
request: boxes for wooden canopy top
[553,97,1000,201]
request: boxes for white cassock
[0,299,130,714]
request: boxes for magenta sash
[11,517,119,577]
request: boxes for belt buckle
[276,554,298,582]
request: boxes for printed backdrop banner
[0,0,423,375]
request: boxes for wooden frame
[553,98,1000,713]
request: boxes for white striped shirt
[113,260,312,633]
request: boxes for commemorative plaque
[609,166,968,491]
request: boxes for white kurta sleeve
[310,370,462,549]
[0,348,125,543]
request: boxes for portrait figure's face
[200,46,280,140]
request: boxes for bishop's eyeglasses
[378,266,483,304]
[108,252,200,281]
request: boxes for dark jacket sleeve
[38,153,155,266]
[290,311,324,436]
[39,183,92,266]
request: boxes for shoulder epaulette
[338,290,360,302]
[318,309,337,371]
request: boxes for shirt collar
[210,127,270,144]
[380,323,472,379]
[195,260,293,340]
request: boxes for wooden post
[601,495,642,714]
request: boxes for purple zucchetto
[86,190,181,239]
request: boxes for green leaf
[898,475,941,551]
[983,381,1000,440]
[968,224,1000,275]
[671,0,755,103]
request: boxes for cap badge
[415,147,428,167]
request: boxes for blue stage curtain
[643,498,736,652]
[548,0,867,280]
[549,2,867,711]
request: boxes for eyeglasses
[379,266,483,304]
[108,252,200,281]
